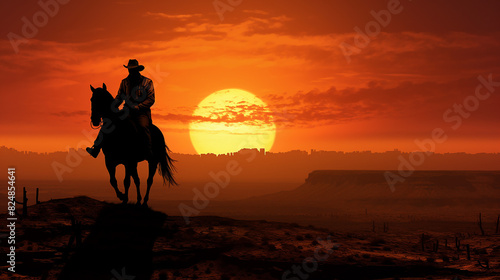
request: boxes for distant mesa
[247,170,500,210]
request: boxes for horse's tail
[152,125,178,186]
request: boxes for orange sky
[1,0,500,154]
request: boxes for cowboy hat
[123,59,145,71]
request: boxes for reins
[90,120,102,130]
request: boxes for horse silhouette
[90,83,177,206]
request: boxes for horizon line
[1,145,499,156]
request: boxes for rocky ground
[1,196,499,280]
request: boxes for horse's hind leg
[123,164,132,204]
[143,160,157,207]
[130,162,141,205]
[106,161,125,202]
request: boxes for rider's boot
[86,146,101,158]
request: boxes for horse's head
[90,83,114,126]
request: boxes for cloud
[1,7,500,144]
[3,15,499,87]
[243,10,270,16]
[145,12,202,21]
[51,110,88,117]
[155,103,274,125]
[265,77,500,129]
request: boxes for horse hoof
[117,192,126,201]
[142,202,149,208]
[136,201,142,206]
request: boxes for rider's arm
[114,80,126,106]
[137,79,155,109]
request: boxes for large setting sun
[189,89,276,155]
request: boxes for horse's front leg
[106,161,125,202]
[130,162,141,205]
[142,160,157,207]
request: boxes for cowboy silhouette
[86,59,155,158]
